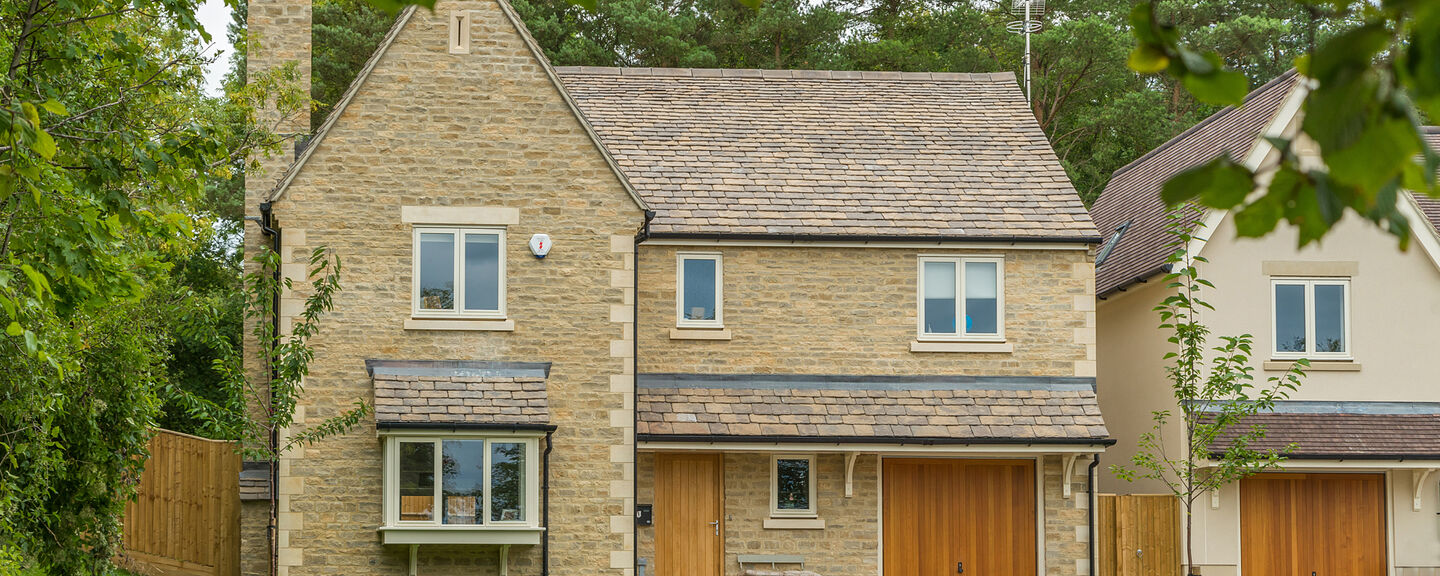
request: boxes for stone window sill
[670,328,732,341]
[910,340,1013,353]
[1263,360,1360,372]
[404,318,515,332]
[762,517,825,530]
[379,525,542,545]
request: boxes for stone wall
[245,0,646,574]
[1043,455,1093,576]
[637,245,1096,378]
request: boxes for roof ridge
[1105,69,1300,183]
[553,65,1015,83]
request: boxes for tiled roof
[1416,128,1440,233]
[1091,71,1302,296]
[367,360,550,426]
[1207,408,1440,459]
[557,67,1099,241]
[636,374,1109,442]
[240,461,270,501]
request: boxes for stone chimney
[244,0,311,211]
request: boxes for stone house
[1091,70,1440,576]
[241,0,1111,574]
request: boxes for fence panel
[121,429,240,576]
[1097,494,1181,576]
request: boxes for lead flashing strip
[636,373,1096,392]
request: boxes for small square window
[770,455,817,518]
[386,436,539,528]
[413,227,505,319]
[918,256,1004,341]
[1271,278,1350,359]
[676,253,723,328]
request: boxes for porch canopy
[636,373,1110,447]
[1206,401,1440,460]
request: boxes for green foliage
[1111,208,1306,574]
[1134,0,1440,249]
[313,0,398,127]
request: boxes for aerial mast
[1006,0,1046,105]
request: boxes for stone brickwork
[1043,455,1092,576]
[638,245,1097,378]
[241,0,644,574]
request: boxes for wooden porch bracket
[845,452,861,497]
[1062,453,1083,499]
[1414,469,1437,511]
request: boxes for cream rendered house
[1091,70,1440,576]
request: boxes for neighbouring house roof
[557,67,1100,242]
[1206,402,1440,459]
[636,374,1110,444]
[1417,128,1440,232]
[366,360,551,428]
[1090,70,1303,297]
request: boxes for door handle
[956,561,964,574]
[709,520,719,536]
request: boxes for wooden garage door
[883,458,1036,576]
[1241,473,1386,576]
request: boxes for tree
[313,0,397,127]
[1111,208,1307,575]
[1131,0,1438,248]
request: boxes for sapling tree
[1111,207,1307,576]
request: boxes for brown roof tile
[636,374,1109,442]
[557,67,1098,241]
[1207,409,1440,459]
[1416,128,1440,233]
[1091,71,1302,296]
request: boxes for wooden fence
[1098,494,1182,576]
[119,429,240,576]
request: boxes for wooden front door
[1241,473,1386,576]
[883,458,1036,576]
[655,453,723,576]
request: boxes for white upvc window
[1271,277,1351,360]
[917,256,1005,341]
[412,227,506,319]
[676,252,723,328]
[770,454,817,518]
[382,434,541,529]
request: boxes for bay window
[382,434,542,544]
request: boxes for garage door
[883,458,1035,576]
[1241,473,1386,576]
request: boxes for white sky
[197,0,233,96]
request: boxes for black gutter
[542,430,553,576]
[252,202,282,576]
[374,422,558,432]
[638,434,1118,446]
[1088,455,1099,576]
[645,231,1104,245]
[1097,263,1172,300]
[632,209,653,576]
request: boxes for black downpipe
[542,429,553,576]
[253,202,282,576]
[1088,455,1100,576]
[633,210,653,576]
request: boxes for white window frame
[1270,277,1352,361]
[916,256,1006,342]
[769,454,818,518]
[411,227,506,319]
[381,433,541,529]
[675,252,724,328]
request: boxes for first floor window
[919,256,1004,340]
[387,435,539,527]
[1272,278,1350,358]
[770,455,817,518]
[676,253,723,328]
[414,227,505,318]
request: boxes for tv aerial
[1006,0,1046,104]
